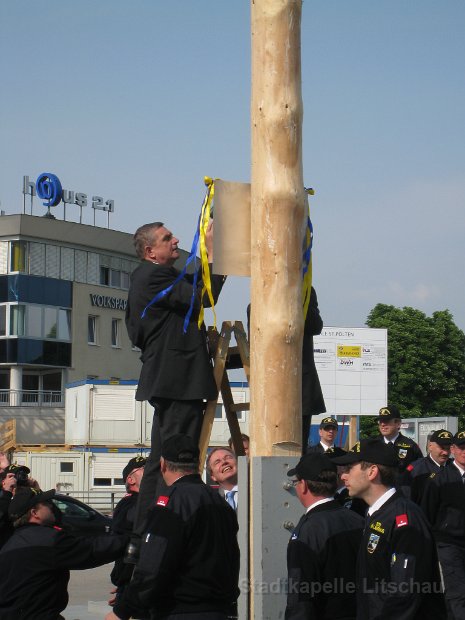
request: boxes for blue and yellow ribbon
[141,177,217,334]
[302,188,314,320]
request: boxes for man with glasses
[285,452,363,619]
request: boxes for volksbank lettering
[90,294,127,311]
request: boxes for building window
[111,318,120,347]
[60,462,74,473]
[0,305,6,337]
[88,316,98,345]
[93,478,112,486]
[121,271,130,289]
[57,309,71,340]
[99,266,110,286]
[9,305,25,336]
[10,241,27,272]
[110,269,121,288]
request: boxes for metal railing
[0,389,63,407]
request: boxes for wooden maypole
[249,0,306,457]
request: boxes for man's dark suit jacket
[126,261,225,403]
[302,287,326,417]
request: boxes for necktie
[226,490,236,510]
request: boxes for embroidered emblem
[395,514,409,528]
[156,495,170,507]
[398,449,408,459]
[367,533,380,554]
[370,521,385,534]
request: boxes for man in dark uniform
[125,221,226,548]
[107,434,240,620]
[307,417,340,454]
[335,439,445,620]
[421,430,465,620]
[407,429,453,503]
[285,452,363,619]
[0,487,127,620]
[110,456,147,615]
[376,405,423,470]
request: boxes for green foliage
[360,304,465,437]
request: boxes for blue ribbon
[302,216,313,277]
[140,214,202,334]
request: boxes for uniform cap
[320,416,338,429]
[161,434,200,463]
[377,405,401,421]
[287,452,336,480]
[429,429,453,447]
[8,488,55,519]
[452,430,465,446]
[122,456,147,482]
[4,464,30,476]
[332,438,399,467]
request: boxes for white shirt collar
[320,441,334,451]
[305,497,333,514]
[453,461,465,476]
[383,433,399,445]
[367,487,396,516]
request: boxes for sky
[1,0,464,332]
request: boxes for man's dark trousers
[132,398,205,536]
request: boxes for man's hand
[2,473,16,493]
[206,219,214,262]
[108,587,117,606]
[104,611,121,620]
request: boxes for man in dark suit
[302,287,326,452]
[307,417,339,455]
[125,221,226,547]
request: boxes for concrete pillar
[9,367,21,407]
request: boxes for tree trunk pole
[250,0,305,457]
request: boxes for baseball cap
[161,434,200,463]
[287,452,336,480]
[122,456,147,483]
[332,438,399,467]
[320,416,338,429]
[8,488,55,519]
[452,430,465,446]
[377,405,401,422]
[429,429,453,447]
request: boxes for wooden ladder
[199,321,250,468]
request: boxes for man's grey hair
[133,222,164,260]
[164,459,199,474]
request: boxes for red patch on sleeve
[395,514,409,528]
[156,495,170,507]
[53,525,63,531]
[406,464,414,472]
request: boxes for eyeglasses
[290,478,301,487]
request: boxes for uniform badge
[398,448,408,459]
[367,533,380,553]
[291,533,297,540]
[395,513,409,528]
[156,495,170,507]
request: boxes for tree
[361,304,465,437]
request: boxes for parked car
[51,494,112,537]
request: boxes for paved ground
[64,563,114,620]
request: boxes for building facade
[0,213,158,442]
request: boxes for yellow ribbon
[198,177,217,329]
